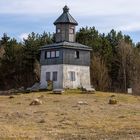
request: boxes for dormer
[54,5,78,43]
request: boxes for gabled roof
[54,5,78,26]
[40,41,92,51]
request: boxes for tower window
[57,28,61,33]
[69,28,74,34]
[75,51,79,59]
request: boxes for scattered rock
[60,113,65,116]
[72,105,81,110]
[9,95,14,99]
[118,115,125,118]
[34,111,45,114]
[109,98,117,105]
[18,86,25,92]
[53,100,60,102]
[110,95,116,98]
[0,89,18,95]
[37,95,44,99]
[27,82,40,92]
[53,89,64,94]
[109,95,117,105]
[77,101,88,105]
[38,119,46,123]
[29,99,42,105]
[81,86,95,93]
[72,105,78,108]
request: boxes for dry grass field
[0,90,140,140]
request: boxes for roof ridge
[41,41,92,50]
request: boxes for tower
[54,5,78,42]
[40,6,92,89]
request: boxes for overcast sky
[0,0,139,43]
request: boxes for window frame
[52,71,58,81]
[45,51,51,59]
[75,51,79,59]
[69,28,74,34]
[46,72,51,81]
[55,50,60,58]
[69,71,76,81]
[51,51,55,58]
[57,28,61,33]
[45,50,60,59]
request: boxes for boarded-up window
[69,71,75,81]
[53,71,57,81]
[46,72,51,81]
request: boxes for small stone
[9,96,14,99]
[77,101,88,105]
[110,95,116,98]
[37,95,44,99]
[39,119,46,123]
[118,115,125,118]
[53,89,64,94]
[30,99,42,105]
[72,105,78,108]
[53,100,60,102]
[109,98,117,105]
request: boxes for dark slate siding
[63,48,90,66]
[40,48,90,66]
[40,49,63,65]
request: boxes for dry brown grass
[0,91,140,140]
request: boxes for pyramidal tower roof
[54,5,78,25]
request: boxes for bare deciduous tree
[116,40,133,92]
[131,48,140,95]
[90,54,110,91]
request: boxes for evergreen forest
[0,27,140,94]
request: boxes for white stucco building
[40,6,92,89]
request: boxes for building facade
[40,6,92,89]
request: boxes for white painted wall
[40,64,90,89]
[63,65,90,89]
[40,65,63,89]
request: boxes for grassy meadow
[0,90,140,140]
